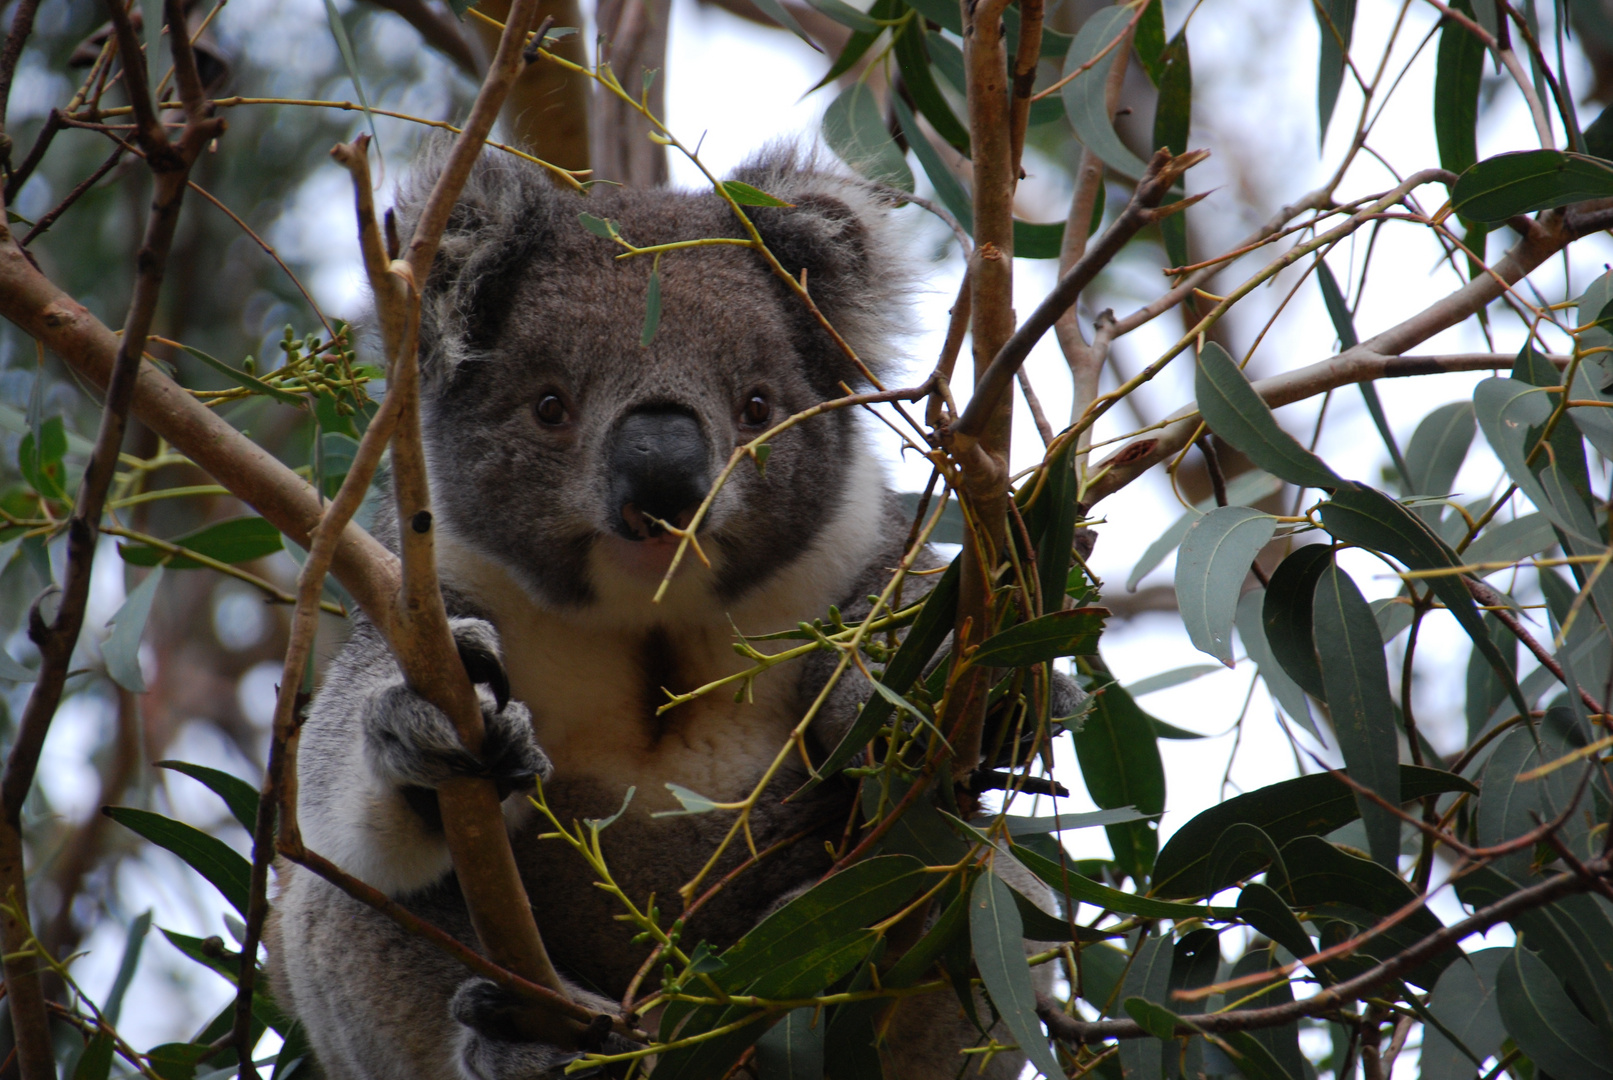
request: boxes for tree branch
[0,1,221,1069]
[1038,854,1612,1043]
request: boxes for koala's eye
[742,394,772,427]
[535,394,568,426]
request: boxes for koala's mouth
[618,502,699,541]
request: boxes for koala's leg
[297,616,548,896]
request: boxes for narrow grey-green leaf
[1118,932,1173,1080]
[0,646,35,682]
[1496,944,1613,1080]
[1176,505,1278,665]
[1312,561,1401,868]
[1000,807,1152,836]
[1464,613,1517,740]
[721,181,793,207]
[1404,401,1475,513]
[640,265,662,347]
[1236,589,1317,737]
[754,1007,824,1080]
[823,83,913,191]
[802,0,880,33]
[1420,948,1508,1080]
[1128,471,1283,590]
[104,806,251,915]
[1320,482,1527,719]
[180,345,304,406]
[1062,6,1151,179]
[968,607,1108,667]
[157,761,261,834]
[1452,150,1613,223]
[1262,544,1335,701]
[322,0,378,144]
[105,910,152,1027]
[1125,663,1221,698]
[748,0,820,47]
[970,872,1064,1078]
[1433,0,1484,183]
[1315,0,1356,145]
[1461,512,1556,567]
[1196,341,1342,490]
[578,212,616,239]
[104,565,164,693]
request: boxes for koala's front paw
[364,618,549,797]
[451,979,637,1080]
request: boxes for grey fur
[267,146,1045,1080]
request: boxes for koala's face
[407,152,901,616]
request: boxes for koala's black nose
[607,409,710,540]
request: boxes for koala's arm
[296,615,547,896]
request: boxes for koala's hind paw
[451,979,637,1080]
[364,619,549,796]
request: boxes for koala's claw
[451,979,635,1080]
[457,629,511,713]
[364,619,549,795]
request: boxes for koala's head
[393,146,907,621]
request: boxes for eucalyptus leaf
[823,83,913,191]
[1062,6,1151,179]
[104,565,164,693]
[104,806,251,915]
[1196,341,1342,490]
[1175,505,1278,665]
[969,872,1064,1079]
[1451,150,1613,223]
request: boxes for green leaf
[801,559,957,793]
[1434,0,1485,183]
[105,909,152,1026]
[1134,0,1167,85]
[748,0,820,47]
[1001,808,1153,836]
[18,416,69,501]
[1450,150,1613,223]
[1207,821,1289,899]
[823,83,913,191]
[1317,261,1411,483]
[1196,341,1342,490]
[1420,948,1508,1080]
[1224,949,1307,1080]
[970,872,1064,1078]
[1029,440,1081,626]
[270,1021,313,1080]
[640,263,662,347]
[146,1044,210,1080]
[1117,932,1173,1079]
[1403,401,1476,513]
[1512,341,1592,499]
[0,644,36,683]
[577,212,616,239]
[1279,835,1451,988]
[1062,6,1151,179]
[1462,512,1557,568]
[720,181,792,207]
[1496,944,1613,1080]
[1235,589,1317,738]
[1315,0,1356,145]
[1261,544,1335,701]
[904,0,960,34]
[754,1008,823,1080]
[160,929,292,1033]
[893,23,969,153]
[802,0,880,33]
[893,93,972,238]
[119,516,284,569]
[104,566,164,693]
[1124,663,1221,698]
[1151,29,1193,268]
[157,761,261,833]
[104,806,252,915]
[809,0,891,92]
[1073,657,1165,881]
[1319,482,1527,720]
[322,0,378,145]
[1236,882,1313,965]
[653,782,720,816]
[179,344,304,406]
[1465,612,1518,739]
[968,606,1108,667]
[1010,842,1226,921]
[1311,560,1401,868]
[1175,505,1278,666]
[1128,471,1283,590]
[73,1034,113,1080]
[1476,723,1594,881]
[1150,765,1474,898]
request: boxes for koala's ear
[728,149,909,384]
[393,142,559,375]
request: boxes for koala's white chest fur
[434,451,890,812]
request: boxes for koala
[266,146,1054,1080]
